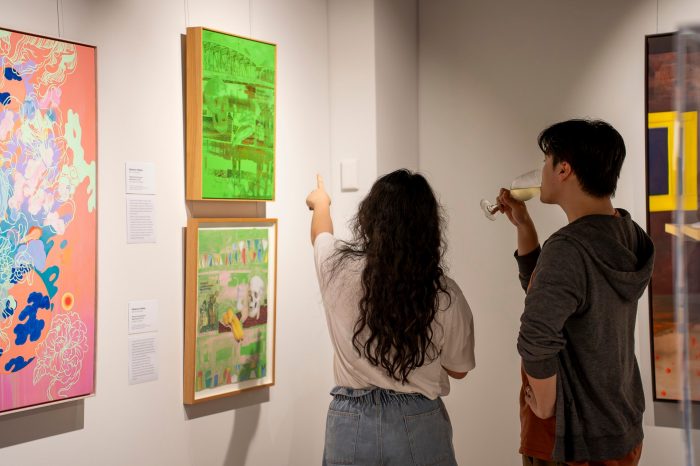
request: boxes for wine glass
[480,169,542,221]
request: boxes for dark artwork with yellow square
[646,33,700,401]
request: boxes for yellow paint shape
[648,111,698,212]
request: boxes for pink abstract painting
[0,28,96,414]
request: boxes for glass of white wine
[480,169,542,221]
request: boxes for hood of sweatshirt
[552,208,655,301]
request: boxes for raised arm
[498,188,555,417]
[306,174,333,245]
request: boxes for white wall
[419,0,700,464]
[326,0,419,237]
[375,0,419,175]
[327,0,378,239]
[0,0,333,465]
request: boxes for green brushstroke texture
[194,227,270,391]
[200,30,275,200]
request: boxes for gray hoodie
[516,209,654,462]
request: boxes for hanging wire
[249,0,252,36]
[184,0,191,28]
[56,0,64,37]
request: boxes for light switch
[340,159,359,192]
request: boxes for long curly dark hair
[330,169,449,383]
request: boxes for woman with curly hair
[307,169,475,466]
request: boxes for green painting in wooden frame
[186,27,276,201]
[184,218,277,403]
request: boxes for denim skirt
[322,386,458,466]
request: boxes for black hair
[538,119,626,197]
[330,169,448,383]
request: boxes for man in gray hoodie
[497,119,654,465]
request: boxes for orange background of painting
[0,31,96,411]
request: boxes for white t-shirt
[314,232,475,399]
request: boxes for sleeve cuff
[522,357,558,379]
[442,359,476,373]
[314,231,334,245]
[313,232,335,257]
[514,245,541,276]
[313,232,336,279]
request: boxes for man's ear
[558,161,573,181]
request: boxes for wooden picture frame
[0,27,98,415]
[185,27,277,201]
[184,218,277,404]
